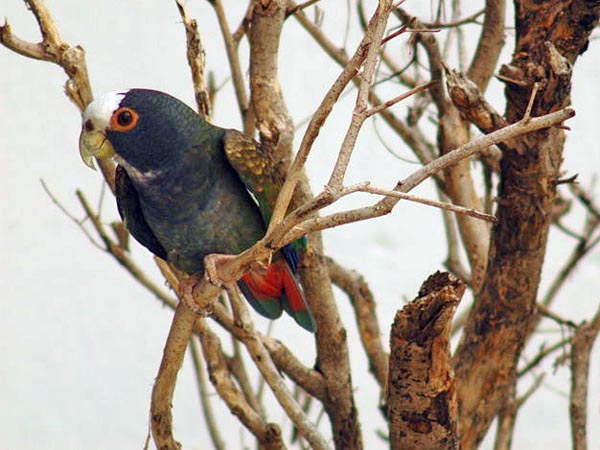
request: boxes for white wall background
[1,1,599,449]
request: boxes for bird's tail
[238,260,316,332]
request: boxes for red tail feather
[239,260,315,332]
[240,263,283,300]
[240,261,306,311]
[280,264,307,313]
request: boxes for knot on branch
[443,63,507,134]
[443,63,481,110]
[263,423,283,446]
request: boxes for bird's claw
[178,273,205,314]
[203,253,237,287]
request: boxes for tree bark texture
[453,1,600,448]
[388,272,464,450]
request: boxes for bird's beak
[79,128,116,170]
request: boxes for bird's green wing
[115,165,168,260]
[222,129,285,224]
[222,128,313,332]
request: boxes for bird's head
[79,89,200,176]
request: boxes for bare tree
[2,0,600,449]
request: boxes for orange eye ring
[110,107,139,131]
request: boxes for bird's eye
[117,111,132,126]
[110,107,139,132]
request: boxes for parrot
[78,88,316,332]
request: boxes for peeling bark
[387,272,464,450]
[454,2,600,448]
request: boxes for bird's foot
[203,253,238,286]
[178,272,205,314]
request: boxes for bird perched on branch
[78,88,315,332]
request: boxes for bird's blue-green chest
[130,159,266,274]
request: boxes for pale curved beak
[79,128,116,170]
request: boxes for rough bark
[387,272,464,450]
[453,1,600,448]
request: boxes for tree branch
[278,107,574,245]
[150,303,197,450]
[1,0,116,187]
[493,374,544,450]
[327,257,388,390]
[175,0,212,119]
[569,304,600,450]
[387,272,464,450]
[188,337,226,450]
[226,286,329,450]
[208,0,251,132]
[466,0,506,92]
[195,317,285,449]
[454,2,598,445]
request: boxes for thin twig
[365,80,437,117]
[189,337,226,450]
[523,82,540,122]
[276,107,574,246]
[357,0,417,88]
[536,304,577,328]
[494,374,545,450]
[326,0,395,191]
[570,183,600,222]
[286,0,322,16]
[356,183,497,223]
[423,8,485,28]
[518,338,571,377]
[225,286,329,450]
[537,210,600,325]
[210,0,250,131]
[75,190,175,305]
[554,220,584,240]
[231,3,253,44]
[228,336,265,418]
[40,179,103,250]
[175,0,212,119]
[195,318,282,448]
[438,189,472,285]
